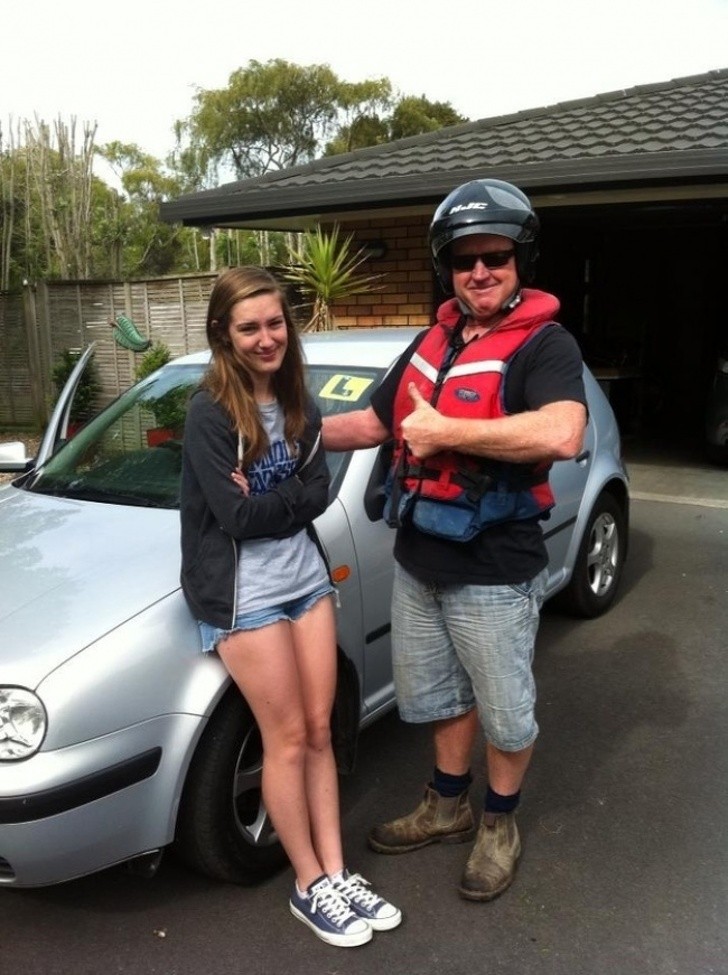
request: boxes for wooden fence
[0,274,217,430]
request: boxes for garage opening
[538,197,726,455]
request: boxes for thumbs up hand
[407,383,429,410]
[400,382,447,459]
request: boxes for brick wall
[333,216,434,328]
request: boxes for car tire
[555,491,626,618]
[174,688,287,884]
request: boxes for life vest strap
[403,461,548,502]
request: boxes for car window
[29,364,205,508]
[306,365,383,485]
[26,361,385,508]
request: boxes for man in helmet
[322,178,587,902]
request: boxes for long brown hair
[203,266,308,465]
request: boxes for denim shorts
[391,562,548,751]
[198,583,335,654]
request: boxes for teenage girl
[180,266,401,947]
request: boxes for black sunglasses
[449,249,515,272]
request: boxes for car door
[545,432,593,592]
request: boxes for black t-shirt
[370,324,586,585]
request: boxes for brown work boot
[368,785,475,854]
[458,811,521,901]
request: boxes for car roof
[301,327,423,367]
[173,327,424,370]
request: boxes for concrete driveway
[625,438,728,508]
[3,491,727,975]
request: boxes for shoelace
[335,873,380,910]
[309,884,357,925]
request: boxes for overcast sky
[4,0,727,167]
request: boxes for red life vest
[386,289,559,541]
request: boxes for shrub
[134,342,172,382]
[135,342,187,434]
[51,349,101,423]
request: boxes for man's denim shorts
[198,582,335,654]
[391,562,548,751]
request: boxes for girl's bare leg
[217,622,325,890]
[290,595,344,876]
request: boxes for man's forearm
[321,408,391,451]
[443,407,585,462]
[402,400,586,464]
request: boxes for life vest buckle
[452,468,496,504]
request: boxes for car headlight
[0,687,47,760]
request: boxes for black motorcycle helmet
[429,178,540,291]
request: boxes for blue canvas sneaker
[331,868,402,930]
[289,875,372,947]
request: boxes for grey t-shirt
[236,401,328,614]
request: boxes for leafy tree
[1,118,121,287]
[211,227,286,269]
[89,179,130,279]
[0,120,24,290]
[174,60,468,183]
[389,96,466,140]
[97,142,196,277]
[3,123,215,285]
[323,79,394,155]
[175,59,341,182]
[325,92,466,154]
[1,69,468,288]
[23,117,97,280]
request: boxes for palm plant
[283,224,383,331]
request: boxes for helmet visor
[435,222,535,261]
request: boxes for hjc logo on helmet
[448,202,489,214]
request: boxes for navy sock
[431,767,472,798]
[484,786,520,814]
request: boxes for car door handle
[575,450,591,464]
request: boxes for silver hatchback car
[0,328,629,888]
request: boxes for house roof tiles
[161,68,728,226]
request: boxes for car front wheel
[557,491,626,618]
[174,688,287,884]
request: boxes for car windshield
[27,361,384,508]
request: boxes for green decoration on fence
[110,315,152,352]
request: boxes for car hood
[0,486,182,688]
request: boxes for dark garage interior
[537,197,727,452]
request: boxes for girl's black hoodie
[180,387,330,628]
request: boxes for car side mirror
[0,441,34,474]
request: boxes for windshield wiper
[34,483,174,508]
